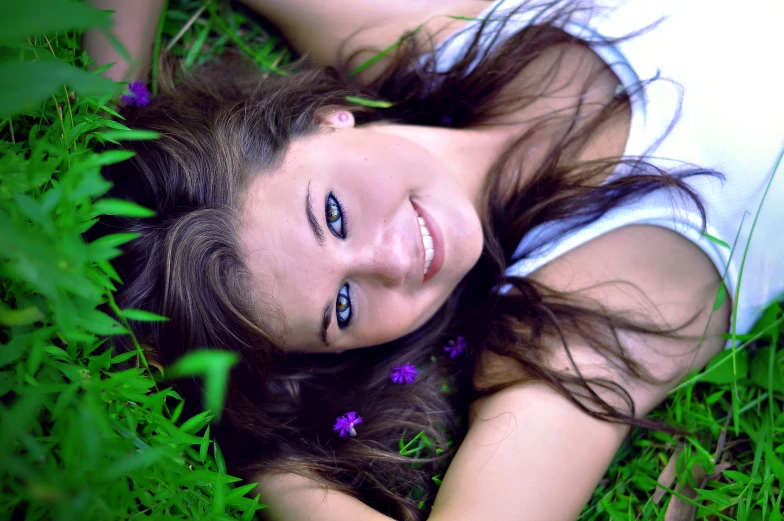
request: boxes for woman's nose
[352,227,412,287]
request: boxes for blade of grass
[151,0,171,95]
[205,1,286,75]
[166,0,213,52]
[183,18,213,70]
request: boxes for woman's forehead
[240,168,335,350]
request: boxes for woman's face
[240,113,486,352]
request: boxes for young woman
[88,0,784,519]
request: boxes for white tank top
[427,0,784,341]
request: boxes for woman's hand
[83,0,165,82]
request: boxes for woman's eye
[325,193,345,239]
[336,283,352,329]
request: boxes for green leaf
[700,348,749,384]
[88,346,113,373]
[344,96,395,108]
[200,425,211,463]
[722,470,756,485]
[170,396,185,423]
[0,391,47,462]
[765,443,784,490]
[180,410,213,434]
[0,0,111,45]
[750,346,784,393]
[78,308,129,336]
[98,104,123,119]
[0,305,44,327]
[0,59,116,119]
[702,232,731,249]
[100,447,169,481]
[166,350,239,421]
[89,150,135,166]
[712,284,726,311]
[0,336,27,367]
[110,351,137,365]
[71,167,113,200]
[90,232,140,249]
[121,309,169,322]
[747,299,783,345]
[97,129,161,142]
[97,258,123,283]
[693,488,734,507]
[348,24,423,77]
[44,345,70,362]
[95,119,131,131]
[226,482,259,503]
[184,19,213,70]
[93,198,156,218]
[102,28,133,66]
[214,440,227,474]
[13,193,54,232]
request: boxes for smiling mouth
[417,215,434,275]
[411,201,444,283]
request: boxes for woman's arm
[83,0,165,82]
[429,225,730,521]
[238,0,490,83]
[253,391,628,521]
[429,382,630,520]
[255,472,396,521]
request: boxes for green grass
[1,1,782,520]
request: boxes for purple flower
[443,336,467,359]
[390,363,418,384]
[121,81,150,107]
[333,411,363,438]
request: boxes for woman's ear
[316,108,355,130]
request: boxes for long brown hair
[97,1,720,519]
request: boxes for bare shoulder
[475,225,731,415]
[530,224,727,333]
[241,0,493,82]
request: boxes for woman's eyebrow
[305,180,326,247]
[306,179,331,346]
[320,301,332,346]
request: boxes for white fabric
[429,0,784,343]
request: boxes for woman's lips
[411,200,444,283]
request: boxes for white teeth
[418,214,435,276]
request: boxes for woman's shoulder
[528,224,721,300]
[476,224,730,389]
[532,225,730,356]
